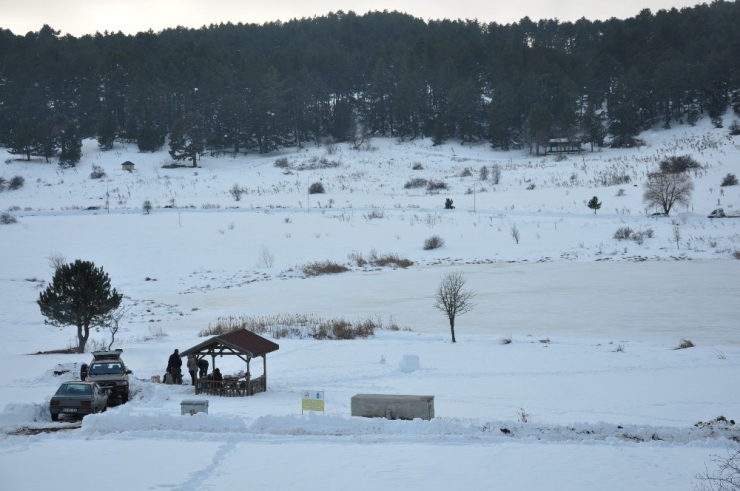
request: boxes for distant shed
[546,139,581,155]
[122,161,135,171]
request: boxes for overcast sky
[1,0,704,37]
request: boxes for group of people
[165,349,221,386]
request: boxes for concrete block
[351,394,434,421]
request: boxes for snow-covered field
[1,114,739,490]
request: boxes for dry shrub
[348,251,367,267]
[613,226,633,240]
[499,336,512,345]
[424,235,445,250]
[404,178,428,189]
[0,212,18,224]
[302,260,349,276]
[426,180,448,191]
[308,182,325,194]
[273,157,290,168]
[370,251,413,268]
[675,339,695,349]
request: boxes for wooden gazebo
[180,329,279,397]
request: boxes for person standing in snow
[197,358,209,378]
[212,368,223,388]
[186,355,197,386]
[167,349,183,384]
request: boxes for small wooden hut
[545,138,581,155]
[121,161,135,171]
[180,329,279,397]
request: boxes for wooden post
[263,355,267,392]
[246,357,251,396]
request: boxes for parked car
[81,349,132,404]
[50,381,107,421]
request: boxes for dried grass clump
[370,251,413,268]
[199,314,407,339]
[302,260,349,276]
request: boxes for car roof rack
[91,349,123,360]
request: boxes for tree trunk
[449,317,456,343]
[77,324,89,353]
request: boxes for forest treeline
[1,2,739,165]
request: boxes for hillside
[0,116,739,490]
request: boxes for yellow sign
[301,390,325,413]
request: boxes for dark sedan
[50,381,108,421]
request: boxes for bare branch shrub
[404,178,428,189]
[511,224,520,244]
[614,226,633,240]
[46,251,67,271]
[8,175,25,190]
[309,182,325,194]
[675,339,695,349]
[479,166,489,181]
[424,235,445,250]
[695,447,740,491]
[427,180,448,191]
[0,212,18,224]
[257,245,275,268]
[142,200,153,214]
[273,157,290,168]
[348,251,367,267]
[659,155,701,174]
[673,224,682,249]
[721,174,739,187]
[230,183,244,201]
[412,162,424,170]
[491,164,501,184]
[89,165,107,179]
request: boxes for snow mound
[398,354,420,373]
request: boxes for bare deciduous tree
[104,301,131,350]
[643,171,694,215]
[695,447,740,491]
[433,271,476,343]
